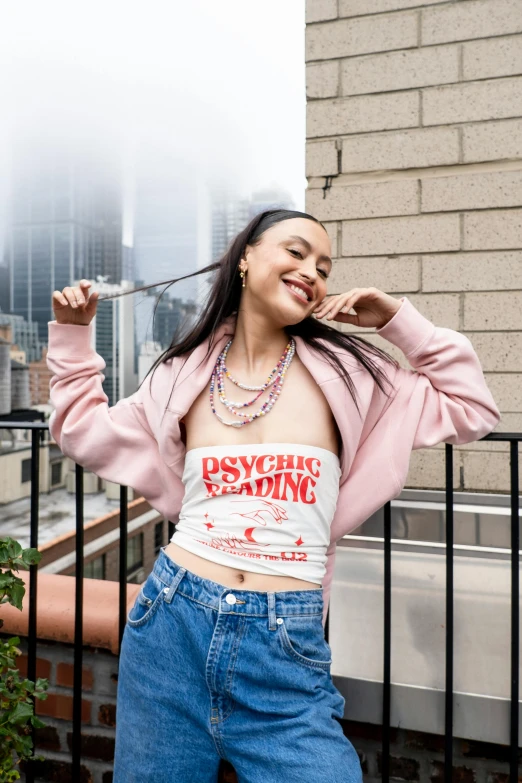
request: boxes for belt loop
[164,566,186,604]
[267,591,277,631]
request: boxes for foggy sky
[0,0,306,255]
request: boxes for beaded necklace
[209,337,296,427]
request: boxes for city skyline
[0,0,306,263]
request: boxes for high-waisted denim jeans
[113,546,363,782]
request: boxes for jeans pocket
[127,571,167,628]
[278,614,332,670]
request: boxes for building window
[21,458,31,483]
[84,555,106,580]
[154,521,164,555]
[71,554,106,580]
[51,462,62,486]
[127,533,144,582]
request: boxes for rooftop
[0,486,123,548]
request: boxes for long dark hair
[101,209,399,416]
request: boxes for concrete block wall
[305,0,522,493]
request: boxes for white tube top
[169,442,341,584]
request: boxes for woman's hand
[52,280,99,326]
[313,287,402,329]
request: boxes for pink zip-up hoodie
[46,296,501,625]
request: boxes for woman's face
[240,218,332,327]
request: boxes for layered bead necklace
[209,337,296,427]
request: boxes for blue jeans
[113,546,363,782]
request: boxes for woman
[47,209,500,782]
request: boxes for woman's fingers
[314,287,401,329]
[313,295,338,317]
[327,293,358,320]
[60,281,92,308]
[85,290,99,313]
[52,290,69,308]
[76,280,92,306]
[324,295,349,320]
[61,287,78,308]
[78,280,92,297]
[315,291,357,319]
[51,279,98,325]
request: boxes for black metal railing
[0,422,519,782]
[374,433,519,783]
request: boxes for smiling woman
[86,209,400,417]
[116,209,400,417]
[47,207,500,782]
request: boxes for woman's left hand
[313,287,402,329]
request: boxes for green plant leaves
[9,702,33,726]
[0,538,48,782]
[7,586,24,614]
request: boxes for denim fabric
[113,546,363,782]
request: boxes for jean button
[276,618,283,625]
[225,594,237,605]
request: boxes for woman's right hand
[52,280,99,326]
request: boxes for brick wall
[17,639,119,783]
[305,0,522,493]
[14,638,238,783]
[14,635,521,782]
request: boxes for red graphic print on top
[171,444,341,580]
[196,452,322,563]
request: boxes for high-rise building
[133,156,199,300]
[4,141,123,343]
[0,309,41,364]
[122,245,136,281]
[96,179,123,286]
[210,184,295,267]
[248,187,295,220]
[0,264,9,313]
[210,184,250,262]
[133,287,198,352]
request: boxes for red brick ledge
[0,574,140,655]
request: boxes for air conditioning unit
[66,469,103,494]
[130,567,146,584]
[104,480,135,501]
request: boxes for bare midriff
[165,351,342,593]
[163,541,320,591]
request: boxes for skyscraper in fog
[0,264,9,313]
[248,187,294,219]
[122,245,136,281]
[211,184,250,262]
[4,141,123,342]
[133,156,200,301]
[210,184,295,264]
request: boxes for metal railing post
[25,427,41,783]
[509,440,520,782]
[72,464,84,780]
[444,443,455,779]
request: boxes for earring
[239,269,246,288]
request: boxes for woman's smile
[282,279,311,305]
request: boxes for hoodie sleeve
[373,296,501,488]
[46,320,181,513]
